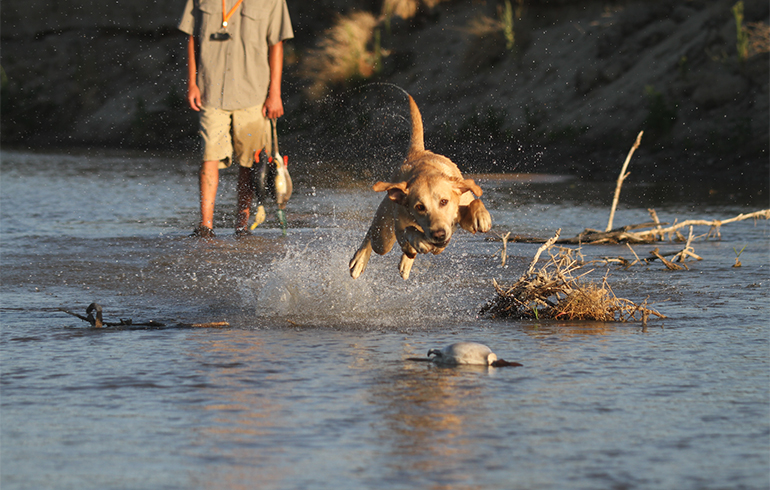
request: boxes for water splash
[240,233,486,329]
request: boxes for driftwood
[59,303,229,329]
[498,209,770,246]
[582,230,704,270]
[650,247,686,271]
[497,133,769,246]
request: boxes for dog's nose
[431,229,446,242]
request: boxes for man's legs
[235,165,253,231]
[197,106,232,235]
[199,160,220,230]
[194,105,266,236]
[198,160,252,235]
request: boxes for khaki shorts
[199,105,271,169]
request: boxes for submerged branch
[59,303,229,329]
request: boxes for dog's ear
[373,181,409,205]
[454,178,483,197]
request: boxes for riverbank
[1,0,767,189]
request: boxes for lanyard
[222,0,244,27]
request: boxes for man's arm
[262,41,284,119]
[187,35,202,111]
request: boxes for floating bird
[426,342,522,367]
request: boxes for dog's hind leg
[350,228,397,279]
[349,199,398,279]
[349,237,373,279]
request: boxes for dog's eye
[415,203,426,212]
[439,199,448,207]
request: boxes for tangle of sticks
[481,232,666,324]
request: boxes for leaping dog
[349,95,492,280]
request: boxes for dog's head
[374,173,482,247]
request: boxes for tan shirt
[178,0,293,111]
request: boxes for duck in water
[426,342,522,367]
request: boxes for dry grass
[466,13,502,37]
[383,0,419,19]
[301,0,457,98]
[301,0,509,96]
[465,0,517,48]
[460,0,524,71]
[301,12,381,99]
[382,0,450,19]
[552,282,617,321]
[480,232,666,323]
[746,21,770,57]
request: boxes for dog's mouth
[430,237,450,248]
[424,227,452,248]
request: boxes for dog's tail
[407,95,425,157]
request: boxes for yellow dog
[349,95,492,280]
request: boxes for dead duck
[427,342,522,367]
[59,303,167,328]
[85,303,104,328]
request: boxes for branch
[606,131,643,232]
[523,229,561,278]
[633,209,770,241]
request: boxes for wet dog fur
[349,95,492,280]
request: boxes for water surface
[1,149,768,489]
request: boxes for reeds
[382,0,449,19]
[733,1,750,61]
[745,21,770,57]
[302,0,460,97]
[465,0,516,51]
[301,12,381,99]
[732,1,770,61]
[382,0,419,20]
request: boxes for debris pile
[481,231,666,323]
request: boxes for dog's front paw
[460,199,492,234]
[413,238,435,254]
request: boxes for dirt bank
[1,0,767,190]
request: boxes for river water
[1,149,768,490]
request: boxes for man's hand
[188,83,202,111]
[262,92,284,119]
[186,36,202,111]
